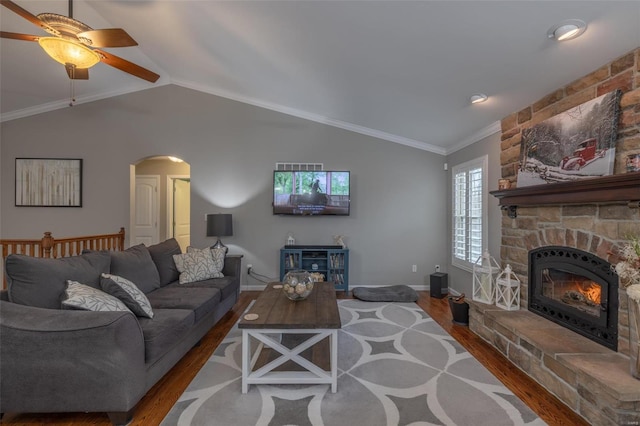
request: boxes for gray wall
[1,84,448,289]
[445,131,502,296]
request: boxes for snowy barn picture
[517,89,621,187]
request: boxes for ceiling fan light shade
[38,37,100,68]
[547,19,587,41]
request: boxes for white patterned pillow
[186,246,225,276]
[100,273,154,318]
[209,247,226,275]
[62,281,132,313]
[174,247,223,284]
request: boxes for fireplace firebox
[528,246,618,350]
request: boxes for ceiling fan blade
[1,31,39,42]
[78,28,137,48]
[65,64,89,80]
[95,49,159,83]
[0,0,53,32]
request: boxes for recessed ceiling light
[547,19,587,41]
[470,93,488,104]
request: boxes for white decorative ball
[282,270,314,301]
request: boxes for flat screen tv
[273,170,350,216]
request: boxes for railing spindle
[1,229,126,290]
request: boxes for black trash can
[448,295,469,326]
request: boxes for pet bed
[352,285,418,302]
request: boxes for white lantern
[495,264,521,310]
[472,251,500,304]
[286,233,295,246]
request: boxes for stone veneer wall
[500,205,639,356]
[497,47,640,357]
[500,47,640,179]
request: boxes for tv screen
[273,170,350,216]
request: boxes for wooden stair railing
[1,228,125,290]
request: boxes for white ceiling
[1,1,639,154]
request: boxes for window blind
[452,156,487,270]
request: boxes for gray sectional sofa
[0,238,242,425]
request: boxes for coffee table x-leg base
[241,329,338,394]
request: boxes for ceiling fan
[0,0,159,82]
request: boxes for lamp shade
[206,214,233,237]
[38,37,101,68]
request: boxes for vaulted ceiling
[2,1,639,154]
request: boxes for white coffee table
[238,282,341,393]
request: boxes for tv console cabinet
[280,245,349,294]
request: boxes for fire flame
[573,281,601,304]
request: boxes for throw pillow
[62,280,132,313]
[147,238,182,286]
[101,273,154,318]
[109,244,161,294]
[186,246,226,276]
[173,247,223,284]
[5,251,111,309]
[210,247,226,276]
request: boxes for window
[452,155,488,271]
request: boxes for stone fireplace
[528,246,618,351]
[492,173,638,356]
[469,179,640,425]
[468,48,640,425]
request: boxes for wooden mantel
[490,172,640,217]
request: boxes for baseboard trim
[242,284,431,292]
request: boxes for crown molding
[173,79,448,155]
[2,78,497,158]
[0,83,169,123]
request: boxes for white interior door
[172,178,191,251]
[134,175,160,246]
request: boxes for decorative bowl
[282,269,314,301]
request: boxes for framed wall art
[517,89,621,187]
[15,158,82,207]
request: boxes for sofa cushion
[109,244,161,294]
[62,281,132,313]
[137,309,195,363]
[146,285,221,322]
[173,247,224,284]
[174,276,238,300]
[5,251,111,309]
[101,273,154,318]
[147,238,182,287]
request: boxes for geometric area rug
[161,300,547,426]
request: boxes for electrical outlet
[412,265,417,273]
[435,265,441,272]
[247,264,253,274]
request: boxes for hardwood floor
[1,291,588,426]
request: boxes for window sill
[451,261,473,273]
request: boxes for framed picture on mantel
[517,89,621,187]
[15,158,83,207]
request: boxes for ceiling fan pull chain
[69,75,76,107]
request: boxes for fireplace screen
[529,246,618,350]
[540,268,602,317]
